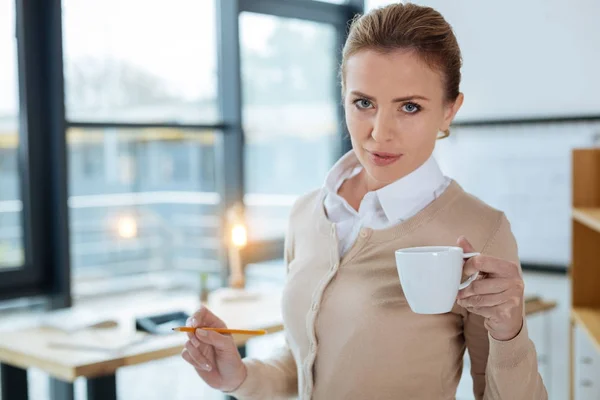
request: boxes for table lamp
[227,202,247,289]
[208,203,260,303]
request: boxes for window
[62,0,218,124]
[1,0,355,302]
[62,0,222,295]
[0,0,24,268]
[240,12,340,240]
[67,128,220,296]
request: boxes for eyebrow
[349,90,430,103]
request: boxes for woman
[181,4,548,399]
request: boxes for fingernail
[191,337,200,347]
[186,318,192,327]
[196,329,208,338]
[201,363,212,372]
[191,318,198,327]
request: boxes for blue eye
[353,99,373,109]
[402,102,421,114]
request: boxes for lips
[371,151,400,158]
[367,150,402,167]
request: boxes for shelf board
[572,307,600,352]
[573,208,600,233]
[524,296,556,316]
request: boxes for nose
[370,110,395,143]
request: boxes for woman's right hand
[181,306,247,393]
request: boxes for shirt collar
[323,150,447,222]
[324,150,362,194]
[376,155,446,222]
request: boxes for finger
[463,255,518,277]
[182,349,214,376]
[194,328,235,351]
[193,336,214,359]
[457,292,509,308]
[188,335,202,348]
[183,320,214,354]
[186,317,199,342]
[463,305,496,318]
[466,299,523,319]
[457,278,513,299]
[457,235,477,253]
[185,333,212,356]
[182,348,197,367]
[191,306,227,329]
[184,342,213,372]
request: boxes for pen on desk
[172,327,267,335]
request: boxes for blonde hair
[340,3,462,107]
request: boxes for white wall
[434,122,600,266]
[366,0,600,121]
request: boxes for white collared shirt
[323,151,451,256]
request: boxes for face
[343,49,463,190]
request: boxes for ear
[440,92,464,131]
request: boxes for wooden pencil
[172,327,267,335]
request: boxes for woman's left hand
[456,236,524,341]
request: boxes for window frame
[233,0,361,259]
[1,0,363,305]
[0,0,70,308]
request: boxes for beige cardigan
[228,180,548,399]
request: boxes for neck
[361,169,391,192]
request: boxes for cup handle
[459,252,480,290]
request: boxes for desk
[0,292,556,400]
[0,291,283,400]
[525,296,557,316]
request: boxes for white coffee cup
[395,246,480,314]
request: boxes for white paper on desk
[39,308,117,333]
[47,330,148,353]
[208,287,261,303]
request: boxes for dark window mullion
[8,0,71,307]
[0,0,43,295]
[216,0,244,285]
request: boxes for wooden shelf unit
[571,148,600,399]
[572,308,600,352]
[572,208,600,234]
